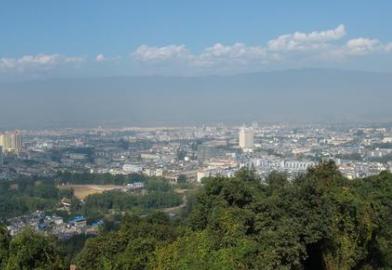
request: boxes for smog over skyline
[0,68,391,129]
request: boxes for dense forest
[1,161,392,269]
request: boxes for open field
[58,184,122,200]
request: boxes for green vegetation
[0,227,65,270]
[72,178,182,220]
[60,234,92,268]
[336,152,363,161]
[2,162,392,269]
[176,174,187,184]
[56,172,147,185]
[0,174,183,221]
[80,190,182,220]
[76,161,392,269]
[76,213,177,270]
[0,178,73,220]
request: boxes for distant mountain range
[1,69,392,129]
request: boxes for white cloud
[63,57,83,63]
[2,25,392,76]
[201,43,265,58]
[133,43,271,69]
[384,43,392,53]
[131,25,353,69]
[133,45,190,61]
[267,24,346,51]
[96,54,106,62]
[0,54,83,72]
[131,24,392,73]
[345,38,380,55]
[95,54,121,63]
[194,43,268,66]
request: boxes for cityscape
[2,124,392,183]
[4,122,392,246]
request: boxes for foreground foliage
[0,227,65,270]
[3,161,392,269]
[76,213,177,270]
[75,161,392,269]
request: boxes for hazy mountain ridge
[1,69,392,129]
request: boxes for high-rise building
[0,146,3,165]
[0,131,22,153]
[12,131,23,152]
[239,127,254,150]
[0,133,8,150]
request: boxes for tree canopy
[1,228,64,270]
[3,161,392,269]
[152,161,392,270]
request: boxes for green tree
[76,214,177,270]
[0,225,10,268]
[74,161,392,270]
[177,175,187,184]
[5,228,64,270]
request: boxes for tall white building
[0,146,3,165]
[239,127,254,150]
[0,131,22,153]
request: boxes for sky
[1,1,392,127]
[0,0,392,80]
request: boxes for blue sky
[1,0,392,79]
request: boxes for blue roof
[91,220,104,227]
[38,223,47,230]
[69,215,86,223]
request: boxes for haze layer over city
[2,69,392,129]
[1,1,392,270]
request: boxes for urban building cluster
[1,124,392,182]
[6,211,102,239]
[3,123,392,238]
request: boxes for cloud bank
[133,24,392,72]
[1,25,392,77]
[0,54,83,72]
